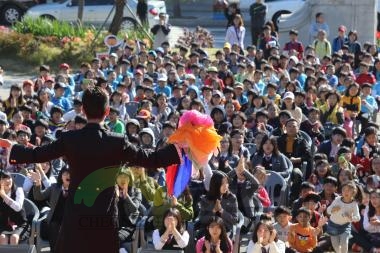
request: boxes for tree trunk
[77,0,84,23]
[173,0,182,18]
[109,0,126,35]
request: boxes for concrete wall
[277,0,377,47]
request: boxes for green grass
[12,17,93,38]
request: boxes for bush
[13,17,92,39]
[0,18,154,68]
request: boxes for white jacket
[225,25,246,50]
[247,240,286,253]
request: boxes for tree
[173,0,182,18]
[109,0,126,35]
[77,0,84,23]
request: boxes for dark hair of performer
[82,87,110,120]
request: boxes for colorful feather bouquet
[166,110,222,197]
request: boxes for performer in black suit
[0,87,182,253]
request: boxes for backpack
[314,40,329,52]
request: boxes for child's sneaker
[352,243,363,253]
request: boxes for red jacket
[356,73,376,86]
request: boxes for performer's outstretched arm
[0,138,64,165]
[122,141,181,170]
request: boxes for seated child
[288,208,321,253]
[273,206,293,245]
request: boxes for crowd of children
[1,9,380,252]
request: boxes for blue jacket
[332,36,348,53]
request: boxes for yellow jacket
[320,104,344,125]
[340,95,361,113]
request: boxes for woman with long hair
[153,208,189,250]
[32,166,70,252]
[0,171,29,245]
[38,87,54,119]
[4,84,25,120]
[251,134,292,179]
[225,14,246,52]
[198,171,238,233]
[247,220,285,253]
[196,216,233,253]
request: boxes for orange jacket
[288,223,317,253]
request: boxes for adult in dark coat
[277,118,311,200]
[0,87,181,253]
[224,3,241,29]
[249,0,267,46]
[137,0,148,25]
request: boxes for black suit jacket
[10,123,180,253]
[277,133,312,164]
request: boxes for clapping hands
[235,156,245,175]
[27,169,42,186]
[213,199,222,213]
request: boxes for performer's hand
[0,183,5,198]
[0,138,12,148]
[171,196,178,207]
